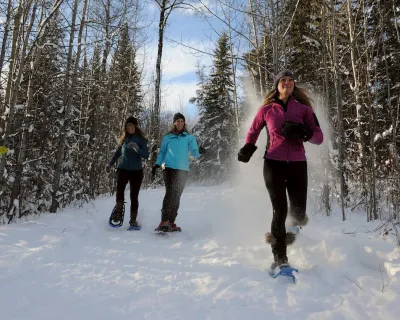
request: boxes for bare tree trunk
[50,0,80,212]
[392,0,400,43]
[331,0,346,221]
[0,0,27,185]
[363,0,380,221]
[0,0,13,78]
[321,1,331,216]
[150,2,166,161]
[8,0,43,218]
[224,3,240,139]
[149,0,185,170]
[346,0,368,214]
[89,0,111,198]
[248,0,264,96]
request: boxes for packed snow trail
[0,185,399,320]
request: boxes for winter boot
[270,255,289,270]
[170,222,181,232]
[129,210,139,227]
[155,220,171,232]
[111,201,124,222]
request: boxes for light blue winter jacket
[155,131,200,171]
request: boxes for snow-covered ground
[1,179,399,319]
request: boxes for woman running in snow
[152,113,204,232]
[238,70,323,270]
[107,116,149,229]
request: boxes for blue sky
[143,0,226,121]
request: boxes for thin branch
[282,0,301,38]
[379,263,389,292]
[343,276,363,290]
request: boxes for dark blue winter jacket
[109,134,149,171]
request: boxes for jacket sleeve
[137,138,149,159]
[245,106,266,145]
[109,147,122,166]
[304,107,323,145]
[189,135,200,158]
[155,136,168,166]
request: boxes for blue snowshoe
[269,263,298,282]
[127,221,141,231]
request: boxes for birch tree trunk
[346,0,370,210]
[0,0,13,78]
[363,0,378,221]
[50,0,80,212]
[8,0,41,218]
[0,0,27,186]
[321,0,331,216]
[331,0,346,221]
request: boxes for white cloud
[161,81,198,112]
[176,0,215,16]
[142,40,212,80]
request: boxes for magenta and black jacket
[245,97,323,162]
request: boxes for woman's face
[126,123,136,134]
[277,76,294,96]
[174,118,185,131]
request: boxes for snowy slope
[0,181,399,320]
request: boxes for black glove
[106,165,111,173]
[297,123,313,141]
[238,143,258,163]
[282,122,313,141]
[152,164,160,177]
[198,145,206,155]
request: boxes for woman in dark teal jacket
[152,113,204,232]
[107,116,149,229]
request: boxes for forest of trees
[0,0,399,224]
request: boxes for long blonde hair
[261,86,313,108]
[118,125,148,147]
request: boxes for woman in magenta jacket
[238,70,323,270]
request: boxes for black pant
[161,168,188,223]
[263,159,308,261]
[116,169,144,218]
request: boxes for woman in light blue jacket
[152,113,204,232]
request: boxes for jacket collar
[169,131,188,137]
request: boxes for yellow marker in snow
[0,146,8,156]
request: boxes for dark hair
[119,121,148,146]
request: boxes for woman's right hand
[238,143,257,163]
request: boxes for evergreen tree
[192,32,236,184]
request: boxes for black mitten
[152,164,160,178]
[282,122,313,141]
[297,123,313,141]
[238,143,258,163]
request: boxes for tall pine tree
[191,32,236,184]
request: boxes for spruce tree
[192,32,236,184]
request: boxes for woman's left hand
[127,142,139,152]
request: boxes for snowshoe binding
[269,262,298,282]
[109,201,125,228]
[127,220,141,231]
[155,220,171,233]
